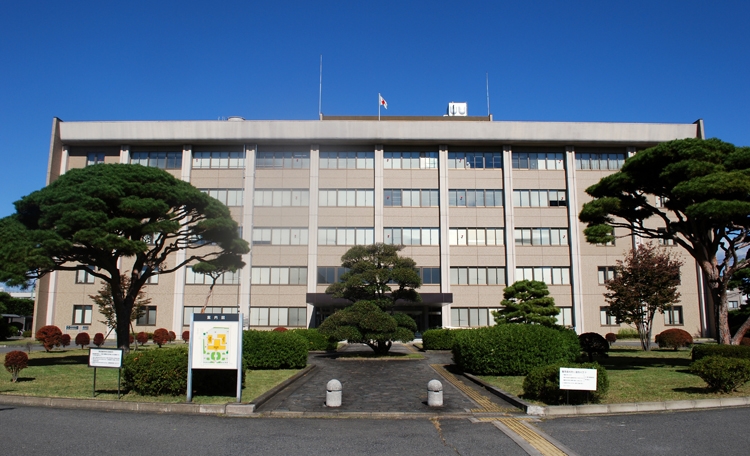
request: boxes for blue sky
[0,0,748,217]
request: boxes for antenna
[486,73,491,117]
[318,55,323,119]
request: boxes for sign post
[187,313,243,403]
[88,348,124,399]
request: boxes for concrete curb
[462,372,750,416]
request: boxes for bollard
[326,379,342,407]
[427,379,443,407]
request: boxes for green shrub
[690,356,750,393]
[655,328,693,350]
[242,330,307,369]
[523,362,609,404]
[290,329,338,351]
[616,328,640,339]
[452,325,580,376]
[422,329,461,350]
[22,330,32,338]
[578,333,609,362]
[691,344,750,361]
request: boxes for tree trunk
[731,315,750,345]
[711,286,732,344]
[367,340,392,355]
[637,319,650,351]
[115,297,135,352]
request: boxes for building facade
[34,115,710,338]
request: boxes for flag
[379,94,388,109]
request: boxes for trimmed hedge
[691,356,750,393]
[452,325,580,376]
[692,344,750,362]
[422,329,461,350]
[523,362,609,404]
[243,330,307,369]
[290,329,338,351]
[616,328,639,339]
[655,328,693,350]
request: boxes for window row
[598,266,616,284]
[131,151,182,169]
[447,151,503,169]
[253,228,309,245]
[319,189,374,207]
[384,227,440,245]
[193,151,245,169]
[419,267,441,285]
[254,189,310,207]
[384,151,438,169]
[450,267,506,285]
[183,306,238,326]
[512,152,565,170]
[575,153,625,170]
[448,189,503,207]
[186,267,241,285]
[256,151,311,169]
[251,267,307,285]
[87,152,106,166]
[512,189,567,207]
[76,268,157,285]
[515,267,570,285]
[514,228,568,246]
[599,306,683,326]
[317,267,350,284]
[202,189,244,206]
[319,151,374,169]
[384,189,439,207]
[137,306,157,326]
[318,228,375,246]
[73,305,93,325]
[451,308,494,327]
[249,307,308,327]
[449,228,505,246]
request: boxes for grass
[0,338,37,347]
[479,347,750,405]
[0,347,300,404]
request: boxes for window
[514,228,568,246]
[186,267,241,285]
[600,307,618,326]
[318,228,374,246]
[131,151,182,169]
[512,189,567,207]
[320,151,374,169]
[451,308,492,327]
[193,150,245,169]
[384,228,439,245]
[658,228,675,246]
[512,151,564,170]
[251,267,307,285]
[383,189,439,207]
[319,189,375,207]
[249,307,308,327]
[450,267,506,285]
[448,189,503,207]
[384,150,438,169]
[254,189,309,207]
[317,267,350,284]
[664,306,684,325]
[575,149,626,170]
[76,268,96,284]
[598,266,617,284]
[256,151,310,169]
[183,306,238,326]
[419,267,441,284]
[137,306,157,326]
[515,267,570,285]
[201,189,244,206]
[447,151,502,169]
[556,307,573,328]
[86,152,106,166]
[729,300,739,310]
[73,305,93,325]
[449,228,504,246]
[252,228,309,245]
[655,196,669,208]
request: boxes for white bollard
[427,379,443,407]
[326,379,342,407]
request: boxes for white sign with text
[559,368,597,391]
[88,348,123,368]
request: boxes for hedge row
[422,329,462,350]
[290,329,338,351]
[242,330,308,369]
[691,344,750,362]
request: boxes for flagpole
[378,93,381,121]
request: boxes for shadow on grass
[28,354,89,367]
[672,386,714,395]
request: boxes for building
[34,112,710,338]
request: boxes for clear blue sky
[1,0,748,217]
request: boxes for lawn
[0,347,300,404]
[479,347,750,405]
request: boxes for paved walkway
[258,343,518,415]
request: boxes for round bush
[93,333,105,347]
[35,325,62,352]
[655,328,693,350]
[168,331,176,342]
[523,362,609,404]
[4,350,29,382]
[605,333,617,345]
[579,333,609,361]
[690,356,750,393]
[60,334,71,348]
[182,330,190,343]
[452,325,580,376]
[290,329,338,351]
[136,332,148,346]
[75,332,91,349]
[242,330,308,369]
[152,328,170,347]
[422,329,461,350]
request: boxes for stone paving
[258,343,517,415]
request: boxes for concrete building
[34,113,710,338]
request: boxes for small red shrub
[182,330,190,343]
[605,333,617,345]
[75,332,91,349]
[60,334,71,348]
[93,333,105,347]
[35,325,63,352]
[273,327,288,332]
[656,328,693,350]
[136,332,149,346]
[153,328,170,347]
[4,350,29,382]
[168,331,176,343]
[129,334,135,344]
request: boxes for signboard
[559,368,597,391]
[190,313,241,370]
[88,348,123,368]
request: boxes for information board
[190,313,241,370]
[88,348,123,368]
[559,367,598,391]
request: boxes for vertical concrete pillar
[239,144,257,328]
[171,145,192,333]
[374,144,384,243]
[306,145,320,327]
[438,144,451,328]
[565,146,584,334]
[502,145,515,285]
